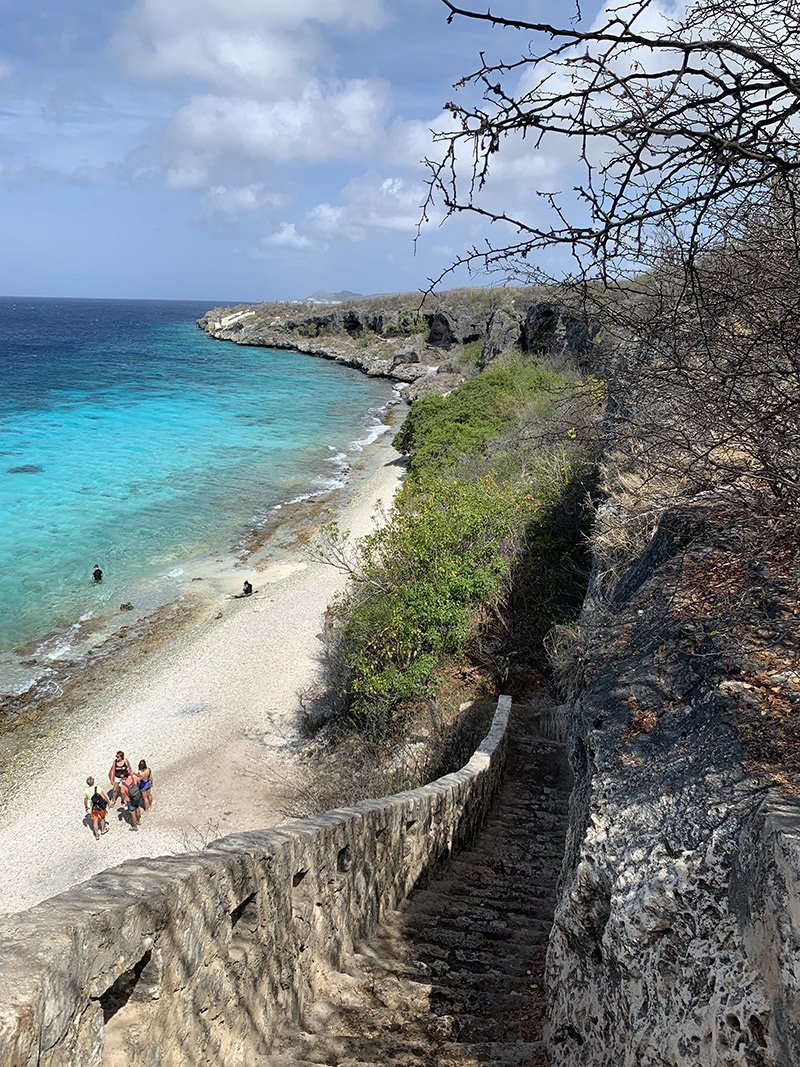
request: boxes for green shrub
[328,474,529,725]
[393,361,568,479]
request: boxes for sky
[0,0,597,301]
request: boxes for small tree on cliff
[428,0,800,509]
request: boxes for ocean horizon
[0,296,395,695]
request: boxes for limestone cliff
[546,497,800,1065]
[197,288,595,398]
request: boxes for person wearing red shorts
[83,776,110,840]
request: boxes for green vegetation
[393,362,566,478]
[317,356,601,735]
[325,474,527,723]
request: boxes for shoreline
[0,428,405,915]
[0,384,402,716]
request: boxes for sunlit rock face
[198,294,596,392]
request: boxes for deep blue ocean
[0,297,394,691]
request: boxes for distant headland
[198,286,594,400]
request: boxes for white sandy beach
[0,436,404,915]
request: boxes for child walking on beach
[83,777,109,840]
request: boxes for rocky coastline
[197,287,595,400]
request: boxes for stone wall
[0,697,511,1067]
[731,795,800,1064]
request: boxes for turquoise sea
[0,297,395,694]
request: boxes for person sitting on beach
[83,776,110,840]
[118,772,144,829]
[137,759,153,811]
[108,750,132,807]
[242,580,253,597]
[92,564,103,583]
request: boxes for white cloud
[117,27,319,98]
[111,0,397,184]
[171,80,391,164]
[307,202,347,236]
[305,171,431,243]
[261,222,314,249]
[115,0,387,96]
[384,117,440,167]
[164,162,209,190]
[120,0,385,38]
[0,59,13,83]
[199,183,286,217]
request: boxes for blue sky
[0,0,594,301]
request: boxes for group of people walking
[83,750,153,839]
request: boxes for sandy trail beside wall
[0,439,404,915]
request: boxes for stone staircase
[266,702,573,1067]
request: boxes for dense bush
[323,474,528,726]
[315,358,599,734]
[393,362,567,478]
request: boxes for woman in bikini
[108,750,132,807]
[137,759,154,811]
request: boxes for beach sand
[0,436,405,915]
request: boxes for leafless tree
[428,0,800,511]
[428,0,800,277]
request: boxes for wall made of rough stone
[0,697,511,1067]
[731,796,800,1064]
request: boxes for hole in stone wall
[229,893,260,965]
[337,846,352,874]
[293,869,308,888]
[98,951,152,1025]
[230,892,258,934]
[749,1015,768,1047]
[231,892,258,931]
[406,819,417,832]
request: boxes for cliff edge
[197,288,594,399]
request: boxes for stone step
[437,1039,549,1065]
[406,895,556,925]
[267,704,569,1067]
[366,936,549,974]
[273,1032,437,1065]
[351,946,540,985]
[393,920,552,950]
[270,1032,549,1067]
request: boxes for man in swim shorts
[83,776,110,840]
[119,772,144,829]
[92,564,103,583]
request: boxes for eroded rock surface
[197,290,594,394]
[547,500,800,1066]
